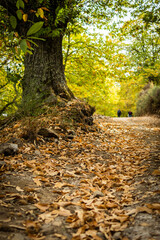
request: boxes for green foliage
[27,22,44,36]
[20,39,27,52]
[9,15,17,29]
[0,68,22,118]
[121,11,160,85]
[16,0,24,10]
[136,85,160,116]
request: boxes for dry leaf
[54,182,65,188]
[105,202,118,208]
[140,222,150,227]
[53,233,67,240]
[39,212,55,223]
[33,178,42,186]
[51,207,71,217]
[34,203,50,212]
[16,186,24,192]
[86,229,102,240]
[146,203,160,210]
[0,218,11,223]
[25,220,41,233]
[136,206,152,214]
[152,169,160,176]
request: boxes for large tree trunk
[22,35,74,111]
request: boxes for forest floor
[0,115,160,240]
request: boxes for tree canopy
[0,0,160,117]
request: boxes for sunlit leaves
[63,30,138,116]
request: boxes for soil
[0,116,160,240]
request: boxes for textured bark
[22,36,74,106]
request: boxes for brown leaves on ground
[0,116,160,240]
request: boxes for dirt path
[0,116,160,240]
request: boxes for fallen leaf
[146,203,160,210]
[140,222,150,227]
[105,202,118,208]
[53,233,67,240]
[86,229,102,239]
[33,178,42,186]
[39,212,55,223]
[54,182,74,188]
[16,186,24,192]
[0,218,11,223]
[25,220,41,233]
[152,169,160,176]
[51,207,71,217]
[34,203,50,212]
[136,206,152,214]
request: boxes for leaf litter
[0,116,160,240]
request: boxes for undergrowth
[136,85,160,116]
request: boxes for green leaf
[16,0,20,9]
[16,10,22,20]
[19,0,24,9]
[10,16,17,29]
[27,22,44,36]
[16,0,24,9]
[20,39,28,53]
[27,50,33,55]
[27,36,45,41]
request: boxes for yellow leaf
[23,14,28,22]
[38,8,44,19]
[13,123,21,128]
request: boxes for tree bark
[22,35,74,109]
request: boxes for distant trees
[0,0,114,115]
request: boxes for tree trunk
[22,36,74,111]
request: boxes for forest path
[0,116,160,240]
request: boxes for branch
[0,80,9,90]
